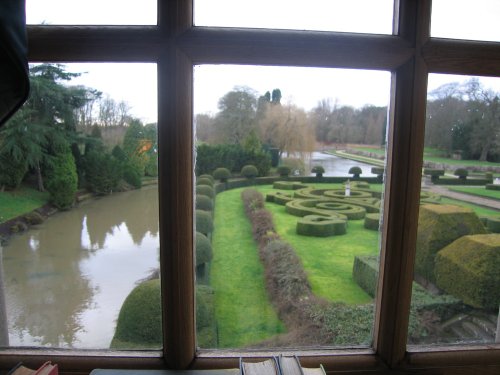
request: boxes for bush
[144,157,158,177]
[485,172,493,183]
[196,285,217,347]
[196,231,213,265]
[196,184,214,199]
[435,234,500,308]
[364,213,380,231]
[348,166,362,178]
[84,151,122,195]
[486,183,500,191]
[311,165,325,177]
[123,163,142,189]
[0,153,27,189]
[196,194,213,212]
[196,177,214,187]
[415,204,487,283]
[213,167,231,182]
[454,168,468,180]
[276,165,291,177]
[196,209,213,236]
[241,164,258,179]
[371,167,385,176]
[486,217,500,233]
[273,181,307,190]
[46,149,78,210]
[423,168,445,177]
[199,174,214,183]
[296,215,346,237]
[352,256,379,297]
[281,157,305,175]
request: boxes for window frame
[1,0,499,373]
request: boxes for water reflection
[309,152,377,176]
[2,186,159,348]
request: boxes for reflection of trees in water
[4,223,94,347]
[85,187,159,248]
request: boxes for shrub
[348,166,362,178]
[281,157,305,175]
[196,184,214,199]
[46,149,78,210]
[296,215,347,237]
[123,163,142,189]
[277,165,291,177]
[423,168,445,177]
[113,279,162,345]
[364,213,380,231]
[486,183,500,191]
[84,151,122,195]
[273,181,307,190]
[213,167,231,182]
[352,256,379,297]
[454,168,468,180]
[196,231,213,265]
[144,157,158,177]
[196,209,213,236]
[111,145,127,162]
[486,217,500,233]
[485,172,493,183]
[241,188,265,214]
[241,164,258,179]
[196,177,214,187]
[311,165,325,177]
[199,174,214,183]
[196,194,213,212]
[0,153,27,189]
[371,167,385,176]
[435,234,500,308]
[196,285,217,347]
[415,204,487,283]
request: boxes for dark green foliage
[485,172,493,183]
[352,256,379,297]
[46,148,78,209]
[111,145,127,162]
[423,168,445,177]
[486,183,500,191]
[199,174,214,183]
[454,168,468,179]
[241,164,258,179]
[433,177,490,186]
[296,215,347,237]
[196,232,213,265]
[435,234,500,308]
[196,209,213,236]
[144,157,158,177]
[276,165,291,177]
[415,204,487,283]
[364,213,380,231]
[196,194,213,212]
[113,279,162,345]
[196,285,217,347]
[486,217,500,233]
[123,163,142,189]
[0,153,27,189]
[348,166,362,178]
[273,181,307,190]
[84,150,122,195]
[196,184,215,199]
[311,165,325,177]
[213,167,231,182]
[371,167,385,176]
[196,177,214,187]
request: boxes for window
[1,0,499,373]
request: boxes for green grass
[210,188,285,348]
[0,185,49,223]
[448,186,500,201]
[439,197,499,217]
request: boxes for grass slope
[210,188,285,348]
[448,186,500,201]
[0,186,49,223]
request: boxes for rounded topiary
[196,194,213,212]
[196,209,213,236]
[196,184,214,199]
[276,165,291,177]
[213,167,231,182]
[196,231,213,265]
[241,164,258,179]
[113,279,162,346]
[196,177,214,187]
[311,165,325,177]
[199,174,214,183]
[454,168,468,180]
[364,213,380,231]
[348,166,362,178]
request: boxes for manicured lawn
[439,197,500,217]
[0,185,49,223]
[210,188,285,348]
[448,186,500,201]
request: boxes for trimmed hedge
[435,234,500,308]
[276,165,291,177]
[348,166,362,178]
[196,194,214,212]
[273,181,307,190]
[415,204,487,283]
[433,177,490,186]
[241,164,258,179]
[311,165,325,177]
[196,184,215,199]
[364,213,380,231]
[196,177,214,187]
[285,199,347,221]
[196,209,213,236]
[213,167,231,182]
[196,231,213,265]
[352,256,379,297]
[46,149,78,210]
[454,168,468,179]
[486,183,500,191]
[296,215,347,237]
[486,217,500,233]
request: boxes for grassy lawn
[0,185,49,223]
[447,186,500,201]
[210,188,285,348]
[439,197,500,217]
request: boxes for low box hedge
[296,215,347,237]
[486,183,500,191]
[352,255,379,297]
[364,213,380,231]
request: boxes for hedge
[196,184,215,199]
[196,194,214,212]
[196,177,214,187]
[46,149,78,210]
[348,166,362,178]
[276,165,291,177]
[432,177,490,186]
[352,256,379,297]
[435,234,500,308]
[486,217,500,233]
[296,215,347,237]
[486,183,500,191]
[364,213,380,231]
[196,209,213,236]
[196,231,213,265]
[241,164,258,179]
[285,199,347,221]
[213,167,231,182]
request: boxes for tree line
[0,64,158,208]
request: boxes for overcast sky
[26,0,500,123]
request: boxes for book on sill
[240,355,325,375]
[8,362,58,375]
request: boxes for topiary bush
[352,256,379,297]
[348,166,362,179]
[485,172,493,183]
[196,177,214,187]
[276,165,291,177]
[196,209,213,236]
[454,168,468,180]
[196,231,212,265]
[311,165,325,178]
[241,164,258,179]
[196,194,213,212]
[196,184,214,199]
[364,213,380,231]
[423,168,445,183]
[435,234,500,308]
[213,167,231,182]
[296,215,347,237]
[486,217,500,233]
[415,204,487,283]
[272,181,307,190]
[371,167,385,176]
[46,149,78,210]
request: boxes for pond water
[308,152,380,176]
[2,186,159,349]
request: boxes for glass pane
[194,65,391,349]
[431,0,500,42]
[0,63,159,349]
[194,0,393,34]
[26,0,156,25]
[409,74,500,347]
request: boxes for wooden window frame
[1,0,499,374]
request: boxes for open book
[240,355,325,375]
